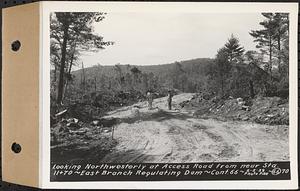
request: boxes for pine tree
[249,13,277,81]
[224,34,245,64]
[50,12,114,104]
[273,13,289,78]
[214,47,232,97]
[250,13,289,95]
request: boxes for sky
[76,12,264,69]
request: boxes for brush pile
[181,93,288,125]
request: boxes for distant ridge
[72,57,214,76]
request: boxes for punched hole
[11,40,21,51]
[11,142,22,154]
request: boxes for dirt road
[101,93,289,163]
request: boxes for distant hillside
[70,58,214,94]
[72,58,213,77]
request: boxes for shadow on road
[121,109,193,124]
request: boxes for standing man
[167,90,173,110]
[146,90,153,110]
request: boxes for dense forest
[50,12,289,115]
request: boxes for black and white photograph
[48,3,295,183]
[1,1,298,189]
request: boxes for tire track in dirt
[100,93,289,163]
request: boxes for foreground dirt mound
[182,95,288,125]
[249,97,288,125]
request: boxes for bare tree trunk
[67,48,75,75]
[249,80,255,98]
[62,47,76,100]
[269,36,273,84]
[277,35,282,78]
[94,76,97,92]
[53,63,57,83]
[56,23,69,104]
[81,62,86,93]
[220,73,224,97]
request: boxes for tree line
[50,12,114,105]
[208,13,289,99]
[50,12,289,107]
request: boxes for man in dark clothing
[167,90,173,110]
